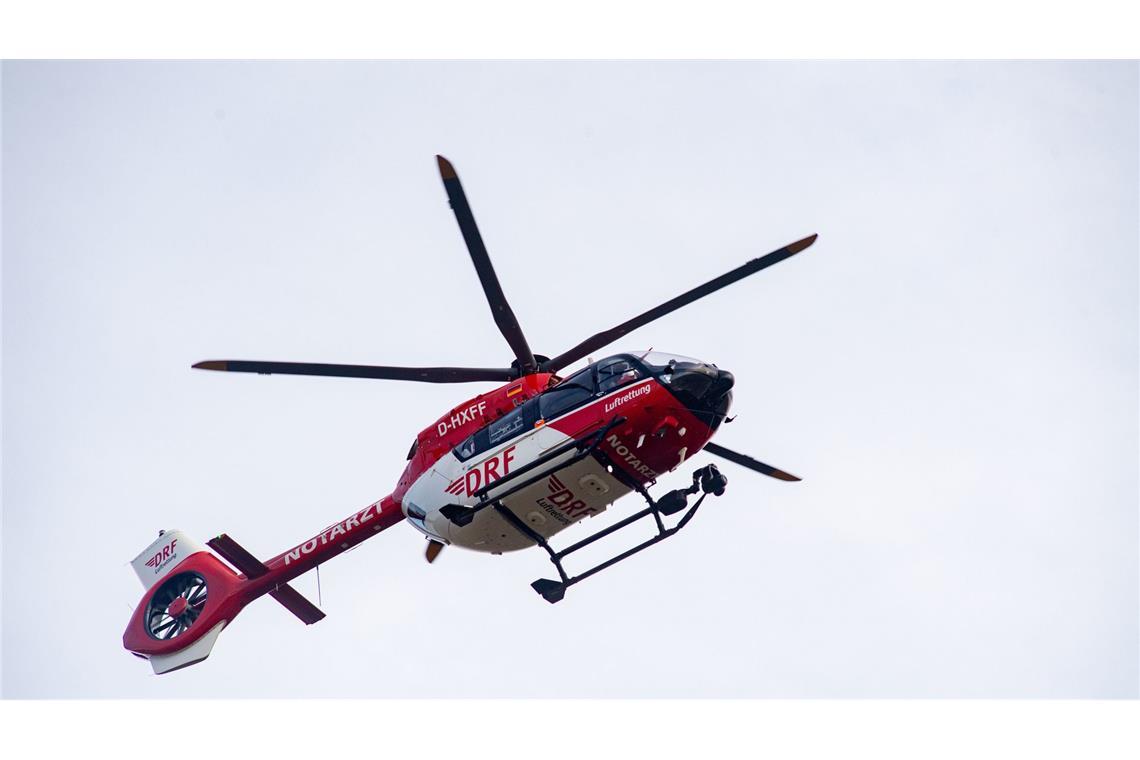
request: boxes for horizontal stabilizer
[208,534,269,578]
[208,533,324,624]
[269,584,326,625]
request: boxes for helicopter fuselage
[394,351,736,553]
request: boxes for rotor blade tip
[787,233,818,254]
[192,360,228,371]
[436,155,456,179]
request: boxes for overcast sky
[3,61,1136,698]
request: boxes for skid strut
[515,461,729,603]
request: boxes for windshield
[636,351,705,371]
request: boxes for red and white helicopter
[123,156,816,674]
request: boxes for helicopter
[122,155,817,674]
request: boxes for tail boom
[123,494,405,674]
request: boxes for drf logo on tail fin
[144,538,178,572]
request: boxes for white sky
[2,61,1136,698]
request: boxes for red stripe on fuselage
[545,378,715,485]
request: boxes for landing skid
[508,460,729,603]
[438,417,730,603]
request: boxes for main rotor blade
[703,442,801,482]
[192,360,517,384]
[436,155,539,375]
[542,234,817,373]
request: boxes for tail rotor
[145,572,209,640]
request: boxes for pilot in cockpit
[457,434,477,459]
[597,359,640,394]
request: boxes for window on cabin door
[453,398,540,462]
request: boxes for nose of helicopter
[711,367,735,395]
[663,362,735,423]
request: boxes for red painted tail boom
[123,495,405,674]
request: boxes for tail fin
[130,530,208,588]
[122,530,324,674]
[123,530,246,674]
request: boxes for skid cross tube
[518,463,720,603]
[524,495,708,603]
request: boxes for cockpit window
[631,351,707,385]
[449,355,656,464]
[637,351,704,371]
[595,356,644,393]
[539,369,595,421]
[406,439,419,460]
[553,364,594,388]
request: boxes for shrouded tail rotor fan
[145,572,208,640]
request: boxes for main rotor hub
[511,354,551,374]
